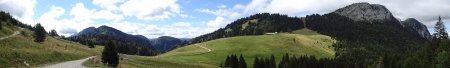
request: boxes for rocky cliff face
[333,2,394,22]
[401,18,432,40]
[332,2,431,40]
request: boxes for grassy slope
[0,22,17,37]
[112,28,336,68]
[0,25,100,67]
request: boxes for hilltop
[68,25,157,56]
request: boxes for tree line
[189,13,304,45]
[68,34,157,56]
[222,54,363,68]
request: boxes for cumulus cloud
[59,28,78,36]
[38,5,92,36]
[119,0,181,20]
[0,0,36,18]
[173,22,191,27]
[101,21,205,38]
[70,3,95,22]
[92,0,123,10]
[92,10,123,21]
[0,0,37,25]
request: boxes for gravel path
[195,44,211,53]
[0,28,23,40]
[40,56,93,68]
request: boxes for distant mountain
[306,2,428,65]
[333,2,394,22]
[149,36,186,52]
[69,25,157,56]
[401,18,432,40]
[74,26,153,46]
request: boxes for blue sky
[1,0,449,38]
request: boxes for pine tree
[49,29,58,37]
[253,57,260,68]
[33,23,46,42]
[239,54,247,68]
[225,56,230,67]
[269,55,276,68]
[101,41,119,67]
[0,21,2,30]
[231,54,239,68]
[279,53,290,68]
[87,41,95,48]
[433,16,449,40]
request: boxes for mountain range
[69,25,186,55]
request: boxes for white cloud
[0,0,36,18]
[218,4,227,8]
[197,4,244,30]
[173,22,191,27]
[38,6,90,36]
[0,0,37,25]
[101,21,205,38]
[119,0,181,20]
[92,10,123,21]
[92,0,123,11]
[206,16,227,28]
[70,3,95,22]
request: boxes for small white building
[265,32,278,35]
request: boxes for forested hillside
[68,26,157,56]
[189,13,304,44]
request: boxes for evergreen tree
[225,56,230,67]
[0,21,2,30]
[33,23,46,42]
[87,41,95,48]
[239,54,247,68]
[278,53,290,68]
[49,29,58,37]
[101,41,119,67]
[253,57,260,68]
[269,55,276,68]
[224,54,248,68]
[433,16,449,40]
[434,51,450,68]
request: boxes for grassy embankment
[0,23,101,67]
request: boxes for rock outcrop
[401,18,432,40]
[333,2,394,22]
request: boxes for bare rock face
[333,2,394,22]
[401,18,432,40]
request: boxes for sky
[0,0,449,39]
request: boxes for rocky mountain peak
[333,2,394,22]
[401,18,432,40]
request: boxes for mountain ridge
[68,25,157,56]
[401,18,432,40]
[333,2,394,22]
